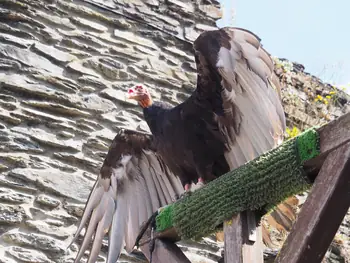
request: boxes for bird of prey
[71,27,288,263]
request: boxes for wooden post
[224,211,263,263]
[275,141,350,263]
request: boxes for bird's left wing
[70,129,184,263]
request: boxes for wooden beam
[304,112,350,176]
[224,211,264,263]
[318,112,350,154]
[275,141,350,263]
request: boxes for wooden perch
[304,111,350,173]
[136,112,350,263]
[275,141,350,263]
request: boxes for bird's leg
[184,183,192,192]
[179,178,206,200]
[197,177,205,188]
[176,183,193,200]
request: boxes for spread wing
[192,27,286,169]
[71,129,184,263]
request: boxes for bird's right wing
[70,129,184,263]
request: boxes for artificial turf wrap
[155,128,320,240]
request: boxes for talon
[184,183,191,191]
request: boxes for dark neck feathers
[143,101,172,135]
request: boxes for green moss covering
[156,205,174,233]
[156,128,320,240]
[296,127,320,163]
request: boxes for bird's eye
[136,85,143,90]
[128,89,134,93]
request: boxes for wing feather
[138,157,161,211]
[107,194,126,263]
[193,27,286,169]
[144,153,168,206]
[124,175,140,252]
[71,129,184,262]
[146,152,174,204]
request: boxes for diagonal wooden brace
[275,141,350,263]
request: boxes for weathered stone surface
[86,57,133,80]
[35,10,76,30]
[0,58,21,71]
[77,75,109,89]
[198,4,222,19]
[66,60,100,77]
[195,23,218,32]
[0,204,27,225]
[70,17,108,32]
[5,246,54,263]
[9,168,93,202]
[31,42,77,64]
[184,27,201,42]
[31,73,80,93]
[100,87,138,106]
[2,230,66,254]
[11,127,82,152]
[0,33,33,48]
[0,111,22,125]
[35,195,61,208]
[23,101,91,117]
[0,175,37,193]
[73,93,117,113]
[113,29,159,50]
[0,187,32,204]
[0,257,16,263]
[85,137,109,151]
[25,220,72,239]
[0,44,63,74]
[53,152,100,174]
[38,27,63,44]
[63,202,85,218]
[0,74,60,100]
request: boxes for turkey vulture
[71,27,287,262]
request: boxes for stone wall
[0,0,349,262]
[0,0,224,262]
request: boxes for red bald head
[126,84,153,108]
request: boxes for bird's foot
[196,177,205,188]
[176,183,193,200]
[184,183,192,192]
[177,178,206,200]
